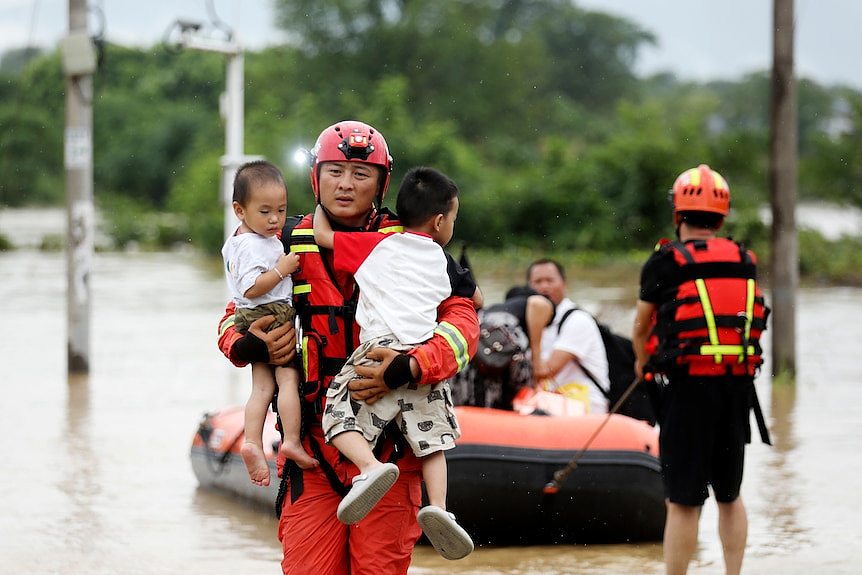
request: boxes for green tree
[0,51,64,206]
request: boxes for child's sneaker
[417,505,474,560]
[336,462,400,524]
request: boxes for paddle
[542,375,648,495]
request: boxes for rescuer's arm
[632,299,656,380]
[217,301,297,367]
[349,295,479,403]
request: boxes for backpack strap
[555,306,610,399]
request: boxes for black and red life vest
[283,210,404,412]
[651,238,770,377]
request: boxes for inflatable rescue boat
[190,405,665,544]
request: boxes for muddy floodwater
[2,241,861,574]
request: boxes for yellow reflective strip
[744,279,755,341]
[740,278,756,363]
[434,321,470,372]
[301,335,310,378]
[218,316,235,337]
[287,228,318,253]
[378,225,404,234]
[700,344,756,356]
[694,278,721,362]
[690,167,701,187]
[293,284,311,295]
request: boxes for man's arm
[525,294,554,381]
[543,349,578,379]
[217,301,297,367]
[632,299,656,380]
[350,295,479,403]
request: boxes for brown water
[1,247,860,575]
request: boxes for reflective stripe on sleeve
[218,315,235,337]
[434,321,470,372]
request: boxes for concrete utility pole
[61,0,98,373]
[769,0,798,378]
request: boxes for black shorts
[658,376,753,506]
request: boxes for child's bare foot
[240,442,271,486]
[280,440,319,469]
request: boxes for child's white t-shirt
[222,232,293,308]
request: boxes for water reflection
[59,373,103,553]
[411,542,664,574]
[758,382,808,554]
[2,243,862,574]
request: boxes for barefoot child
[314,166,481,560]
[222,160,318,486]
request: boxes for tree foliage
[0,3,859,256]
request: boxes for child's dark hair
[395,167,459,228]
[233,160,285,205]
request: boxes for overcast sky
[1,0,860,90]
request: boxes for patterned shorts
[322,335,461,457]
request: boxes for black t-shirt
[639,245,680,305]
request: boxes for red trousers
[277,465,423,574]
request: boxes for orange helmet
[309,120,393,203]
[670,164,730,216]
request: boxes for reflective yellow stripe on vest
[693,278,722,363]
[290,228,319,253]
[694,276,756,364]
[293,283,311,296]
[700,344,757,356]
[434,321,470,373]
[741,278,755,363]
[378,224,404,235]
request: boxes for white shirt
[222,231,293,308]
[540,298,610,414]
[334,231,452,345]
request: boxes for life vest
[283,209,404,414]
[651,238,770,377]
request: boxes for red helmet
[670,164,730,216]
[309,120,393,203]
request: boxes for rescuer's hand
[247,315,296,366]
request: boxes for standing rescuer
[217,120,479,574]
[632,164,770,575]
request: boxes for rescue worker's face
[528,262,566,305]
[317,161,381,228]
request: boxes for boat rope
[543,376,644,495]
